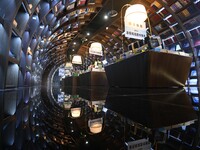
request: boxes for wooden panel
[79,71,108,86]
[64,76,79,86]
[105,51,192,88]
[105,52,149,88]
[148,52,192,87]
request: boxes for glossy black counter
[64,76,79,86]
[105,88,197,129]
[105,51,192,88]
[79,71,108,86]
[0,86,199,150]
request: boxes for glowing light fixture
[65,62,73,68]
[71,107,81,118]
[125,4,147,23]
[89,42,103,56]
[104,15,108,20]
[88,118,103,134]
[72,55,82,65]
[63,101,72,110]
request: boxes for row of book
[178,5,197,20]
[163,0,191,6]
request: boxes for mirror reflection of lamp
[65,62,73,68]
[63,101,72,110]
[88,117,103,134]
[71,107,81,118]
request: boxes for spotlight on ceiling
[104,15,108,20]
[107,10,118,18]
[107,0,118,18]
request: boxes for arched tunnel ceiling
[41,0,138,72]
[1,0,200,78]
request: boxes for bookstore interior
[1,0,200,149]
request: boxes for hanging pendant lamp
[125,4,147,23]
[72,55,82,65]
[89,42,103,56]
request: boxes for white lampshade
[125,4,147,23]
[63,101,72,110]
[65,62,73,68]
[72,55,82,65]
[90,123,102,134]
[71,107,81,118]
[88,118,103,134]
[89,42,103,56]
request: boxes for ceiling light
[104,15,108,20]
[107,0,118,18]
[87,32,90,36]
[32,16,37,20]
[108,10,118,17]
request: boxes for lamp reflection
[63,101,72,110]
[88,117,103,134]
[71,107,81,118]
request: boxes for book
[160,9,169,17]
[170,1,182,12]
[187,5,197,15]
[172,24,181,31]
[151,14,162,24]
[166,16,176,24]
[195,1,200,10]
[77,0,86,6]
[176,32,185,40]
[190,29,198,37]
[67,3,75,10]
[151,1,162,11]
[179,0,190,6]
[182,9,190,17]
[88,0,95,4]
[162,0,176,6]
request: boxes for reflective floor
[0,86,200,150]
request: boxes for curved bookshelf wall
[10,34,21,61]
[6,62,19,88]
[0,23,9,89]
[0,0,199,92]
[0,0,21,22]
